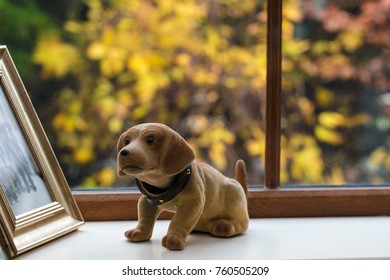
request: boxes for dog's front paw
[162,234,186,251]
[125,229,151,242]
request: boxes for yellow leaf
[146,52,169,68]
[193,69,217,85]
[117,89,134,107]
[75,117,89,132]
[298,97,315,124]
[81,177,97,189]
[102,27,115,45]
[282,40,310,59]
[116,31,138,50]
[367,147,387,171]
[96,168,116,186]
[327,166,345,185]
[69,99,83,115]
[94,97,117,119]
[209,142,227,170]
[108,118,123,134]
[33,35,80,78]
[87,42,106,60]
[312,40,331,55]
[73,136,95,164]
[315,87,335,108]
[74,148,94,164]
[282,20,295,39]
[133,105,150,120]
[348,113,372,128]
[134,76,164,104]
[283,0,302,22]
[171,67,185,82]
[52,112,74,132]
[314,125,344,145]
[64,20,82,33]
[128,54,150,75]
[189,115,208,134]
[318,112,346,129]
[337,29,364,53]
[100,47,127,77]
[246,124,266,157]
[175,53,191,67]
[210,124,236,144]
[289,135,324,182]
[204,28,224,58]
[246,139,265,157]
[223,77,239,89]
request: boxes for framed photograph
[0,46,84,259]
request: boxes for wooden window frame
[74,0,390,221]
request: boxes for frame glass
[0,46,84,259]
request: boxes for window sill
[73,187,390,220]
[10,217,390,260]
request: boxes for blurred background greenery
[1,0,389,188]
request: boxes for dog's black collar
[135,164,192,206]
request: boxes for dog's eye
[124,137,131,145]
[145,135,155,144]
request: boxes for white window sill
[7,217,390,260]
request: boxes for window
[281,0,390,186]
[4,1,389,220]
[33,0,268,189]
[74,0,390,220]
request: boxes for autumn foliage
[29,0,390,187]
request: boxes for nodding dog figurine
[117,123,249,251]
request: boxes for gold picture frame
[0,46,84,259]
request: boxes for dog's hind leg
[210,218,248,237]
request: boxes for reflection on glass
[0,86,53,216]
[281,0,390,185]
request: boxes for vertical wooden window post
[265,0,282,189]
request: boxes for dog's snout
[120,149,130,157]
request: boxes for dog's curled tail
[235,159,248,197]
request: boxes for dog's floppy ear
[116,132,127,178]
[116,132,125,154]
[161,130,195,175]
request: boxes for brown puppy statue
[116,123,249,250]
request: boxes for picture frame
[0,46,84,259]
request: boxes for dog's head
[116,123,195,178]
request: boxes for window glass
[281,0,390,185]
[6,0,268,188]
